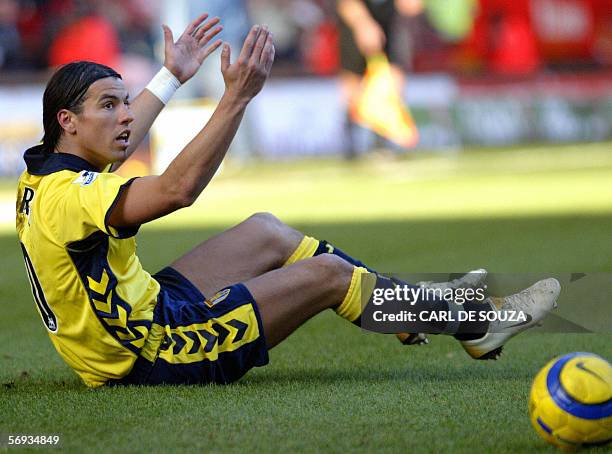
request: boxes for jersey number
[20,243,58,333]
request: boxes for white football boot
[461,278,561,360]
[396,269,488,346]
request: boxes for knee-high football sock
[331,268,490,339]
[360,274,490,337]
[283,236,374,271]
[284,236,489,338]
[334,266,373,324]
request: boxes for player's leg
[338,13,367,159]
[246,258,561,358]
[244,253,358,347]
[284,235,435,345]
[340,70,364,159]
[121,261,559,386]
[169,213,492,347]
[171,212,304,297]
[170,213,430,345]
[144,253,559,387]
[170,213,372,297]
[133,254,361,386]
[245,252,480,349]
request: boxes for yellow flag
[350,54,419,148]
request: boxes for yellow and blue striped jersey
[15,145,160,387]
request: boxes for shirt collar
[24,145,100,175]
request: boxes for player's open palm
[163,13,223,84]
[221,25,275,103]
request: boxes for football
[529,352,611,450]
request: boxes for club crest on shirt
[205,289,230,307]
[72,171,99,186]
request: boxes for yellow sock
[284,237,378,325]
[335,267,376,323]
[283,235,319,266]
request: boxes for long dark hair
[42,61,122,153]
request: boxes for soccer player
[15,14,560,387]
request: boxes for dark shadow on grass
[2,377,90,393]
[239,363,536,387]
[1,362,534,392]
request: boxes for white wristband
[146,66,181,105]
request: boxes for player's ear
[57,109,77,135]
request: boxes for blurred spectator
[465,0,540,76]
[592,0,612,66]
[489,10,540,75]
[101,0,159,60]
[43,0,160,93]
[186,0,250,99]
[292,0,339,75]
[302,15,339,75]
[249,0,303,63]
[1,0,609,77]
[14,0,46,69]
[98,0,160,93]
[0,0,21,69]
[47,0,120,68]
[250,0,337,74]
[187,0,254,160]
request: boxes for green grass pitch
[1,143,611,452]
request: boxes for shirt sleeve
[60,170,140,240]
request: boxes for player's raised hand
[162,13,223,84]
[220,25,275,103]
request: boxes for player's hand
[353,20,386,57]
[162,13,223,84]
[220,25,275,104]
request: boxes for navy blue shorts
[110,267,269,386]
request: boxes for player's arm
[108,26,274,228]
[337,0,386,57]
[109,13,223,172]
[394,0,424,17]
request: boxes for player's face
[72,77,134,168]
